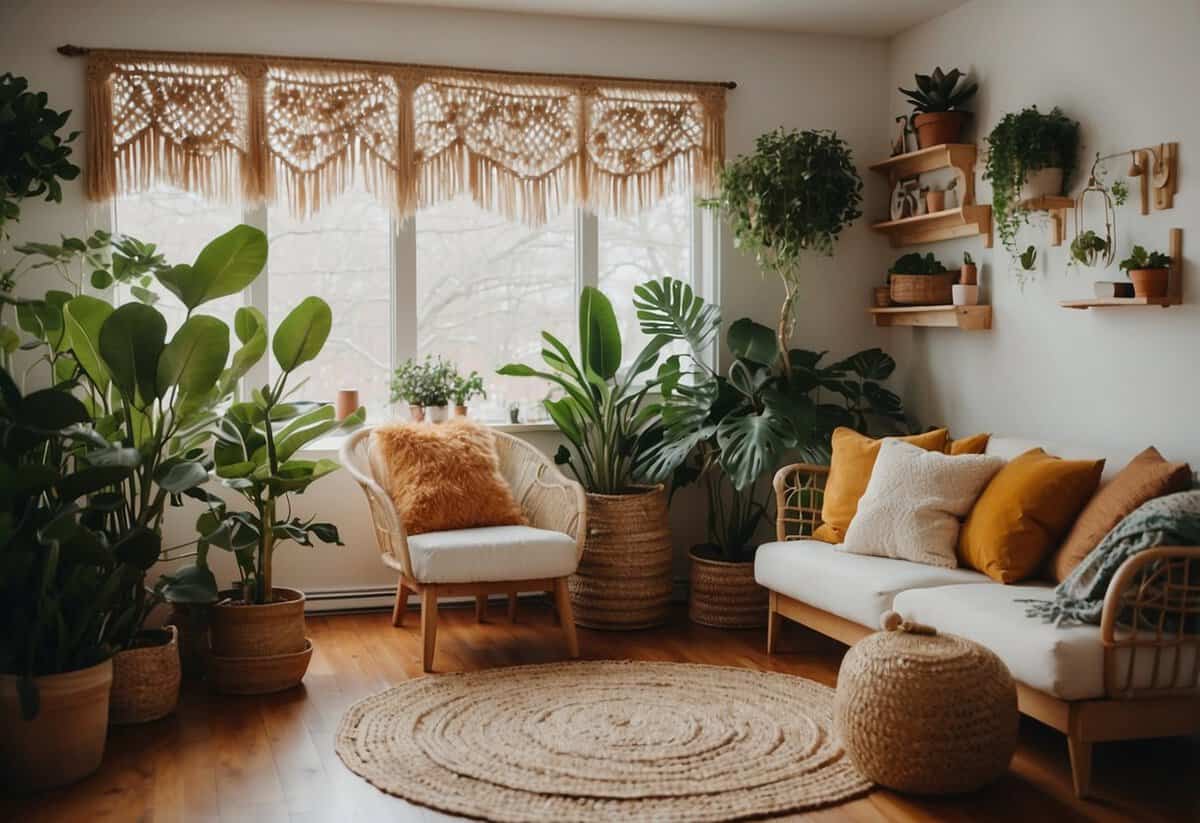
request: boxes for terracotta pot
[912,111,967,148]
[960,263,978,286]
[110,627,181,725]
[688,549,768,629]
[453,404,468,417]
[925,190,946,213]
[165,604,210,678]
[1018,167,1065,201]
[408,404,426,423]
[1129,268,1169,298]
[889,272,955,306]
[872,285,893,308]
[570,486,673,630]
[208,640,313,695]
[0,658,112,792]
[426,405,449,423]
[210,587,307,658]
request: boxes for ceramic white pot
[425,405,449,423]
[1018,167,1065,201]
[952,284,980,306]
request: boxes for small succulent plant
[899,67,978,117]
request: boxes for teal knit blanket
[1025,490,1200,628]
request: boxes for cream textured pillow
[841,439,1004,568]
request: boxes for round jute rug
[335,660,871,821]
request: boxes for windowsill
[302,420,560,454]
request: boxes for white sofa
[756,437,1200,799]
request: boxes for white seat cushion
[754,540,991,628]
[893,583,1200,700]
[407,525,577,584]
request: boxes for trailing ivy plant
[700,128,862,370]
[984,106,1079,265]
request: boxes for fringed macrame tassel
[394,73,418,219]
[85,55,116,202]
[243,62,271,204]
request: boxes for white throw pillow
[840,438,1004,568]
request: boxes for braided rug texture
[335,660,871,821]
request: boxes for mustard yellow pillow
[813,427,949,543]
[948,432,991,455]
[957,448,1104,583]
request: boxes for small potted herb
[888,252,954,305]
[899,67,978,149]
[1119,245,1172,298]
[954,252,979,306]
[390,355,456,422]
[450,371,486,417]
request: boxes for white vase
[952,284,980,306]
[425,405,449,423]
[1018,167,1065,201]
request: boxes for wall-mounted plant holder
[1128,142,1178,214]
[1060,227,1183,309]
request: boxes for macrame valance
[82,49,727,224]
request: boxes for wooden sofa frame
[767,463,1200,800]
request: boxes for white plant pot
[1018,167,1065,201]
[425,405,449,423]
[952,284,980,306]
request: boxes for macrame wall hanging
[71,47,729,225]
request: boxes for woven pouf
[833,611,1019,795]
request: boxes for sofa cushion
[893,583,1200,700]
[754,540,990,628]
[407,525,577,583]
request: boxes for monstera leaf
[633,277,719,353]
[716,410,796,492]
[727,318,778,366]
[831,348,895,381]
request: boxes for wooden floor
[4,602,1197,823]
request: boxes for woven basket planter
[833,616,1018,794]
[166,604,210,678]
[209,588,310,693]
[688,549,768,629]
[208,640,314,695]
[0,658,112,792]
[110,626,181,725]
[889,272,955,306]
[570,486,673,630]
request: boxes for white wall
[887,0,1200,467]
[1,0,895,595]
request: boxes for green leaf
[273,404,338,462]
[63,296,114,392]
[159,563,219,605]
[156,314,230,398]
[155,460,209,493]
[57,465,131,502]
[727,318,778,365]
[578,286,621,380]
[157,225,267,310]
[632,277,720,354]
[716,411,796,491]
[272,297,332,373]
[113,527,161,570]
[99,303,167,408]
[831,348,895,381]
[17,387,89,431]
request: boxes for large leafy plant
[701,129,862,369]
[498,286,670,494]
[899,66,977,118]
[0,73,80,240]
[984,106,1080,261]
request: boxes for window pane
[416,196,574,421]
[113,186,244,335]
[597,191,693,368]
[267,187,392,420]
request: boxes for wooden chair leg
[1067,733,1094,799]
[766,592,783,654]
[475,594,488,623]
[420,588,439,673]
[507,592,518,622]
[547,590,561,624]
[553,578,579,658]
[391,579,408,627]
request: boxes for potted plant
[899,67,978,149]
[499,287,676,630]
[390,355,454,422]
[1070,230,1110,268]
[390,357,426,421]
[984,106,1080,260]
[629,279,906,627]
[887,252,955,305]
[955,251,979,306]
[1119,245,1172,298]
[701,128,862,367]
[450,370,485,416]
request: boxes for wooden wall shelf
[1059,228,1184,311]
[868,304,992,330]
[1020,196,1074,246]
[869,143,978,200]
[870,205,993,248]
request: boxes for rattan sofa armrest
[772,463,830,541]
[1099,544,1200,698]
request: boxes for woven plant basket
[570,486,673,630]
[889,272,955,306]
[688,549,768,629]
[210,587,306,658]
[109,626,181,725]
[833,612,1018,795]
[209,640,313,695]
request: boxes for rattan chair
[341,426,587,672]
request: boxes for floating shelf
[870,143,978,194]
[871,205,993,248]
[868,304,992,330]
[1020,196,1074,246]
[1059,228,1184,311]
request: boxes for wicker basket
[889,272,955,306]
[210,587,307,658]
[570,486,673,630]
[208,640,313,695]
[833,613,1018,794]
[109,626,181,725]
[688,550,768,628]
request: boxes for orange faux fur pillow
[372,419,526,535]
